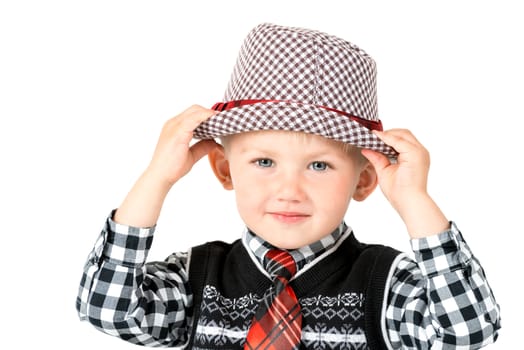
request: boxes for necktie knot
[265,249,297,282]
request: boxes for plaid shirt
[77,214,501,349]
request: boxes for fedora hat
[193,23,397,157]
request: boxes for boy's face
[209,130,377,249]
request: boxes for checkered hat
[193,23,397,157]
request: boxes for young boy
[76,23,500,349]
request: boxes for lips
[268,211,310,224]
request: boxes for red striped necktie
[244,249,302,350]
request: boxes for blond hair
[219,130,366,165]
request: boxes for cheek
[319,177,355,206]
[231,168,255,191]
[233,184,269,226]
[232,175,266,208]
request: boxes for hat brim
[193,101,397,158]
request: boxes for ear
[352,162,378,201]
[208,144,234,190]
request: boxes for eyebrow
[237,146,278,156]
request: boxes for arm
[385,223,501,349]
[362,129,448,238]
[77,105,219,345]
[114,105,219,227]
[362,129,500,348]
[76,214,192,346]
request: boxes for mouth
[268,212,310,224]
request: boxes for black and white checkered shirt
[77,213,500,348]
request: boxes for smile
[269,212,310,224]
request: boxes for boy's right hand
[113,105,218,227]
[146,105,219,187]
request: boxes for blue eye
[255,159,273,167]
[310,161,328,171]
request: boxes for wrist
[396,192,449,239]
[142,166,178,191]
[113,170,173,228]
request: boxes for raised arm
[77,105,219,346]
[362,129,501,348]
[114,105,218,227]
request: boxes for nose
[274,170,307,203]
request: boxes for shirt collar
[243,222,348,273]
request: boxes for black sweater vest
[187,233,400,349]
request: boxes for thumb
[190,139,219,162]
[361,148,391,175]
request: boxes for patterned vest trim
[187,233,400,350]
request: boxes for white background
[0,0,520,348]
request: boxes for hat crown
[224,23,378,122]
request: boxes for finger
[382,128,422,143]
[164,105,218,144]
[373,130,420,154]
[179,104,218,131]
[361,148,391,174]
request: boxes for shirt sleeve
[76,211,193,347]
[385,222,501,349]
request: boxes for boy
[77,23,500,349]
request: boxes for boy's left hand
[361,129,448,238]
[361,129,429,208]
